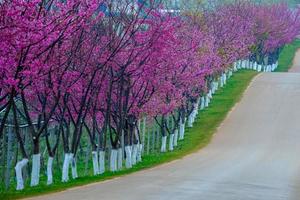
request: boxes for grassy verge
[275,39,300,72]
[0,70,258,200]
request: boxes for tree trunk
[169,134,174,151]
[117,148,123,170]
[179,117,185,140]
[30,153,41,186]
[98,151,105,174]
[125,146,132,168]
[200,97,205,110]
[70,153,78,179]
[5,125,13,190]
[15,158,29,190]
[174,129,178,147]
[131,144,138,165]
[137,144,142,162]
[161,136,167,152]
[146,128,150,155]
[187,114,193,128]
[62,153,71,182]
[47,157,54,185]
[92,151,100,175]
[205,95,209,107]
[110,149,118,172]
[142,117,146,154]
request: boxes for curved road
[29,73,300,200]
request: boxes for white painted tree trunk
[215,81,219,91]
[137,144,143,162]
[257,65,262,72]
[239,60,243,69]
[236,60,241,69]
[62,153,71,182]
[110,149,118,172]
[131,144,138,165]
[205,96,209,107]
[30,153,41,187]
[99,151,105,174]
[200,97,205,110]
[212,83,216,94]
[47,157,54,185]
[15,158,29,190]
[187,114,193,128]
[233,62,237,71]
[169,134,174,151]
[220,76,224,88]
[161,136,167,152]
[142,117,146,153]
[228,70,233,78]
[117,148,123,170]
[174,129,178,147]
[243,60,247,68]
[179,118,185,140]
[195,100,199,115]
[208,89,212,99]
[92,151,100,175]
[253,62,257,71]
[223,73,227,85]
[125,146,132,168]
[272,63,275,71]
[70,153,78,179]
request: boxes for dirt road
[290,49,300,72]
[27,72,300,200]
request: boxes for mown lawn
[0,70,258,200]
[276,39,300,72]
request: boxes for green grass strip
[275,39,300,72]
[0,70,258,200]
